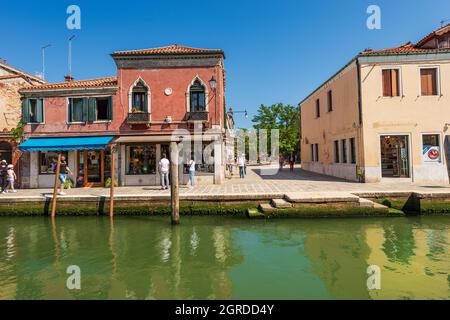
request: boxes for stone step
[359,198,375,208]
[285,192,360,204]
[259,203,276,214]
[271,198,293,209]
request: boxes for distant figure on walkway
[159,153,170,190]
[238,154,246,179]
[58,156,72,195]
[0,160,8,194]
[6,164,17,193]
[227,155,235,176]
[289,153,295,172]
[279,154,285,171]
[188,157,196,187]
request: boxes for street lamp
[209,76,217,91]
[229,107,248,119]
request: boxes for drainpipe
[356,57,365,183]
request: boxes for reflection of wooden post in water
[170,141,180,225]
[109,145,116,218]
[51,153,62,217]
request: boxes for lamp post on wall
[209,75,217,126]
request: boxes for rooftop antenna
[41,44,51,80]
[68,35,76,78]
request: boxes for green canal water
[0,216,449,300]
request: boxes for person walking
[5,164,17,193]
[158,153,170,190]
[0,160,8,194]
[238,154,246,179]
[279,154,285,171]
[227,154,235,176]
[289,153,295,172]
[58,156,72,195]
[188,157,196,187]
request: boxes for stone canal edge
[0,191,448,218]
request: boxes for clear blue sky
[1,0,449,128]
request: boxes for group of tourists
[158,153,197,190]
[279,153,296,172]
[227,154,247,179]
[0,160,17,194]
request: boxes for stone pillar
[214,141,224,184]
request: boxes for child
[6,164,17,193]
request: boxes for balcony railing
[186,111,209,122]
[127,112,151,125]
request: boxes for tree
[252,103,300,157]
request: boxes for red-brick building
[19,45,228,188]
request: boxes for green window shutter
[68,98,73,122]
[36,99,43,123]
[82,98,88,122]
[107,96,113,120]
[22,99,30,123]
[88,97,96,122]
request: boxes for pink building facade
[19,45,228,188]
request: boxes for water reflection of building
[302,221,372,299]
[365,219,450,300]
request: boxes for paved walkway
[1,165,449,201]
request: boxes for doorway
[77,149,111,187]
[380,135,410,178]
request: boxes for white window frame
[421,132,443,164]
[380,66,403,98]
[128,77,151,114]
[186,75,209,112]
[418,66,441,97]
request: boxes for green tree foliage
[252,103,300,156]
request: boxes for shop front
[116,135,221,186]
[380,135,410,178]
[19,136,115,188]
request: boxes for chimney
[3,59,6,65]
[64,74,74,82]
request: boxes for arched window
[189,80,206,112]
[131,80,148,113]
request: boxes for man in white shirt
[158,153,170,190]
[188,157,196,187]
[237,154,246,179]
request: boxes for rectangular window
[22,98,44,123]
[341,139,347,163]
[68,98,85,122]
[315,99,320,118]
[420,68,438,96]
[327,90,333,112]
[382,69,400,97]
[310,144,314,162]
[132,92,146,112]
[91,97,112,121]
[314,144,319,162]
[422,134,441,163]
[39,151,69,174]
[334,140,340,163]
[127,145,157,175]
[350,138,356,164]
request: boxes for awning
[19,136,115,152]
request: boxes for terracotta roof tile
[360,24,450,56]
[112,45,224,56]
[20,76,118,92]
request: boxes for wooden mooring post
[109,145,116,218]
[51,153,62,218]
[170,141,180,225]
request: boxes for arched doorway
[0,141,12,164]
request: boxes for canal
[0,216,448,300]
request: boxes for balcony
[185,111,209,123]
[127,112,151,126]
